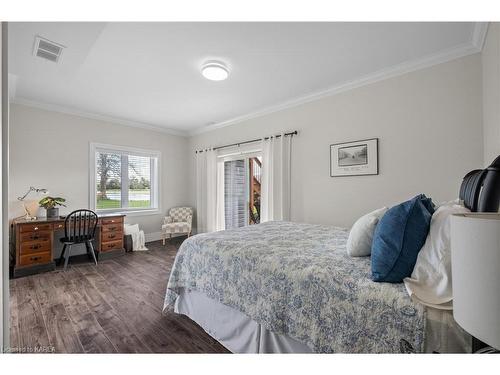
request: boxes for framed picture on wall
[330,138,378,177]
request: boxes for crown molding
[10,23,488,139]
[190,22,487,136]
[472,22,489,52]
[10,97,188,137]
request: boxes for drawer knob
[34,226,39,231]
[30,256,40,261]
[31,244,40,249]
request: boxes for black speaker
[478,155,500,212]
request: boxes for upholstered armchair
[161,207,193,245]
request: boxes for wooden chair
[58,209,98,270]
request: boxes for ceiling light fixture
[201,61,229,81]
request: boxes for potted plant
[38,196,66,218]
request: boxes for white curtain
[196,149,225,233]
[260,134,292,222]
[216,161,225,231]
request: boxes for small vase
[46,207,59,218]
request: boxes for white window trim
[89,142,161,216]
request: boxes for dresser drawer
[101,217,123,225]
[101,239,123,252]
[102,223,123,233]
[20,230,51,242]
[20,240,51,255]
[19,251,52,266]
[19,223,52,233]
[53,222,65,231]
[102,231,123,242]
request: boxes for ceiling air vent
[33,36,65,63]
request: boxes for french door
[223,156,262,230]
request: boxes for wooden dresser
[11,214,125,278]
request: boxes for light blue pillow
[371,194,435,283]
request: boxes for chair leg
[162,232,166,246]
[58,244,67,266]
[87,240,98,265]
[84,241,91,259]
[63,244,72,270]
[187,231,190,238]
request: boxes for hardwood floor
[9,238,230,353]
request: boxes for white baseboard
[145,231,162,242]
[145,231,187,243]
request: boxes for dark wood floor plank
[71,268,151,353]
[32,270,85,353]
[107,254,227,352]
[80,263,185,353]
[99,258,224,353]
[9,280,20,352]
[9,239,229,353]
[57,270,118,353]
[105,258,166,305]
[14,277,52,352]
[43,303,85,353]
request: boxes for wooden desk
[11,213,125,278]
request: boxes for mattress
[164,221,471,353]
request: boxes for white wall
[8,53,485,234]
[482,22,500,166]
[9,103,190,238]
[189,54,484,228]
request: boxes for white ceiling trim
[10,97,187,137]
[472,22,489,51]
[190,22,488,136]
[10,23,488,138]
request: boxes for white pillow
[346,207,388,257]
[436,198,463,208]
[403,203,470,310]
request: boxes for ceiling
[8,22,485,136]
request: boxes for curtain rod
[195,130,298,154]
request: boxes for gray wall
[482,23,500,166]
[8,103,190,239]
[189,54,484,228]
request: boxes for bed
[162,157,500,353]
[163,221,470,353]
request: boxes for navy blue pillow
[371,194,435,283]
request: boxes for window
[90,143,160,214]
[223,155,262,230]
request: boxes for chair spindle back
[64,209,98,243]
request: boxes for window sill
[95,209,161,217]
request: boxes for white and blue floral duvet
[163,221,425,353]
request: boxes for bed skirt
[174,288,471,354]
[174,288,312,353]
